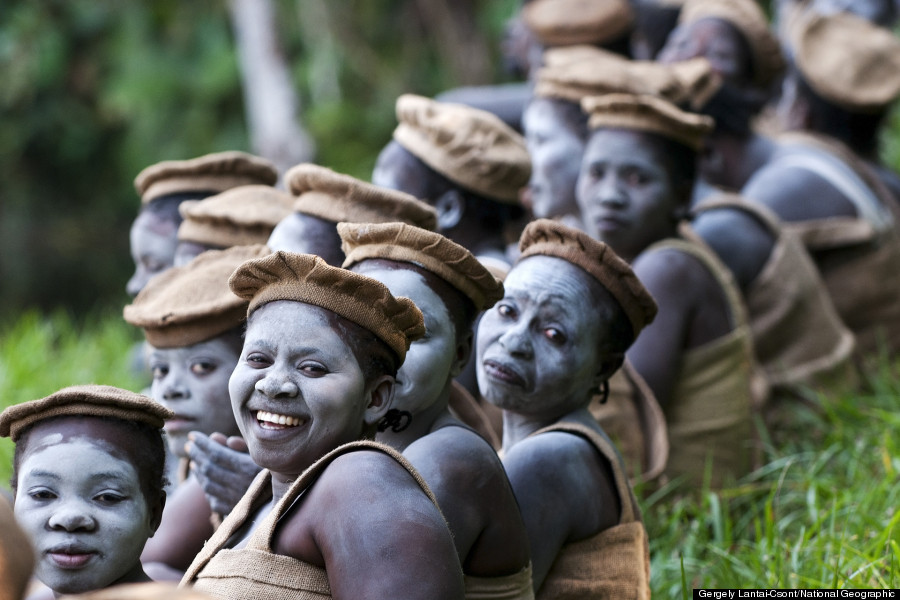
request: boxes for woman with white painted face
[124,245,270,577]
[180,251,464,600]
[0,385,171,596]
[476,219,655,599]
[576,93,761,488]
[340,221,533,600]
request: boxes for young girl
[180,251,464,599]
[340,221,533,599]
[476,219,655,598]
[124,244,270,575]
[577,92,760,487]
[1,385,171,596]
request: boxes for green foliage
[0,311,144,488]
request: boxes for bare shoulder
[692,208,775,292]
[503,430,604,488]
[633,246,712,306]
[404,426,503,485]
[743,161,857,222]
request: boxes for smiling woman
[179,251,465,600]
[0,385,171,596]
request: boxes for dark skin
[577,128,732,407]
[372,141,511,263]
[691,206,775,294]
[223,301,464,600]
[476,257,624,591]
[352,260,531,577]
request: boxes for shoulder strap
[533,421,639,524]
[647,228,749,332]
[776,133,895,234]
[246,440,443,552]
[691,193,783,237]
[181,469,272,584]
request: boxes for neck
[500,406,594,454]
[377,385,453,452]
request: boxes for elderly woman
[576,93,761,487]
[477,219,654,599]
[0,385,171,596]
[340,222,533,599]
[180,252,463,599]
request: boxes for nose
[255,374,299,399]
[126,268,145,297]
[597,174,626,208]
[47,501,96,532]
[498,322,533,359]
[162,375,190,402]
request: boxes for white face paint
[14,438,155,595]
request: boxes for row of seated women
[5,0,900,598]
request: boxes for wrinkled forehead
[506,255,596,306]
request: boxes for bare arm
[274,451,465,600]
[502,431,618,592]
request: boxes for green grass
[0,312,898,592]
[0,310,145,488]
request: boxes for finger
[225,436,249,453]
[209,432,229,446]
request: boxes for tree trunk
[228,0,315,179]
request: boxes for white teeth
[256,410,302,427]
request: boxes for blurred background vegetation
[0,0,518,319]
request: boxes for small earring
[377,409,413,433]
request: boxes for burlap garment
[590,360,669,484]
[692,197,857,395]
[774,133,900,358]
[465,567,535,600]
[646,232,761,488]
[532,421,650,600]
[181,441,443,599]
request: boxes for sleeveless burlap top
[692,196,857,396]
[646,229,761,488]
[773,132,900,358]
[531,421,650,600]
[589,360,669,484]
[180,441,443,599]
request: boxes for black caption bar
[694,591,900,599]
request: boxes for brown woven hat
[536,45,721,110]
[0,495,34,600]
[229,251,425,362]
[0,385,173,442]
[518,219,658,339]
[124,244,271,348]
[521,0,634,46]
[581,93,714,151]
[286,163,438,231]
[679,0,784,88]
[339,221,504,312]
[177,185,294,248]
[134,151,278,205]
[790,12,900,113]
[392,94,532,204]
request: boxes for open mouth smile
[255,410,304,429]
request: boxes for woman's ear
[148,492,167,536]
[450,330,474,378]
[593,352,625,390]
[434,189,465,230]
[363,375,396,427]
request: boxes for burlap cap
[59,582,214,600]
[0,495,34,600]
[0,385,173,442]
[518,219,658,339]
[790,12,900,113]
[521,0,634,46]
[535,45,721,110]
[338,221,504,312]
[229,251,425,362]
[177,185,295,248]
[393,94,532,204]
[134,151,278,205]
[582,93,714,151]
[679,0,784,88]
[124,245,271,348]
[286,163,438,231]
